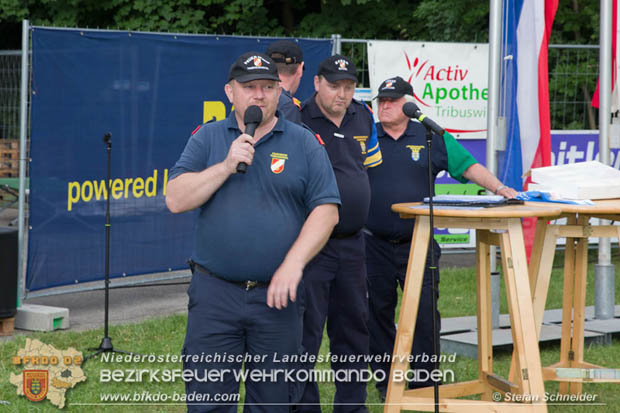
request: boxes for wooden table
[385,203,561,413]
[516,199,620,394]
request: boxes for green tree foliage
[0,0,602,47]
[551,0,600,44]
[413,0,490,42]
[0,0,285,48]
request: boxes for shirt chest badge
[406,145,425,161]
[270,152,289,174]
[354,135,369,154]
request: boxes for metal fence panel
[0,51,21,142]
[0,51,22,180]
[548,45,599,130]
[0,50,27,180]
[340,39,601,130]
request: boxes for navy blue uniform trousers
[184,269,304,413]
[365,233,441,393]
[299,232,369,413]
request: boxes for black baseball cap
[317,54,357,82]
[375,76,413,99]
[266,40,303,64]
[228,51,281,83]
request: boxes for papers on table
[422,194,524,207]
[530,161,620,200]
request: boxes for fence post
[487,0,503,328]
[17,19,29,305]
[331,34,341,55]
[595,0,615,320]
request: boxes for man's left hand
[497,186,518,199]
[267,261,303,310]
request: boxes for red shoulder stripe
[191,124,202,135]
[314,133,325,145]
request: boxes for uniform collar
[376,122,388,138]
[226,110,285,144]
[226,110,285,134]
[281,88,292,98]
[377,119,417,139]
[303,93,358,120]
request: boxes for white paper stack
[529,161,620,200]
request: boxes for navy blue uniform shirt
[301,95,381,236]
[169,112,341,282]
[278,88,302,125]
[366,120,477,241]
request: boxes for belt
[330,230,360,239]
[189,261,269,291]
[384,237,410,245]
[364,229,409,244]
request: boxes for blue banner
[27,28,332,291]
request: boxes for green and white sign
[368,40,489,139]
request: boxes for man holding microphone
[166,51,340,412]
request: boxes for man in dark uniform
[299,54,381,413]
[266,40,304,124]
[365,76,517,400]
[166,51,341,413]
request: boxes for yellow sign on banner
[203,101,227,123]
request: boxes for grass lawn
[0,248,619,412]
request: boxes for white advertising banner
[368,40,489,139]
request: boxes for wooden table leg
[529,223,559,330]
[559,215,577,394]
[500,220,546,411]
[568,216,589,394]
[476,230,494,401]
[385,217,430,413]
[509,221,558,384]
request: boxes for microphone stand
[424,126,440,413]
[83,132,135,364]
[400,101,442,411]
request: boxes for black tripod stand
[83,132,134,364]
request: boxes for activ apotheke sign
[368,40,488,139]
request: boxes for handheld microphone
[236,105,263,174]
[402,102,445,137]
